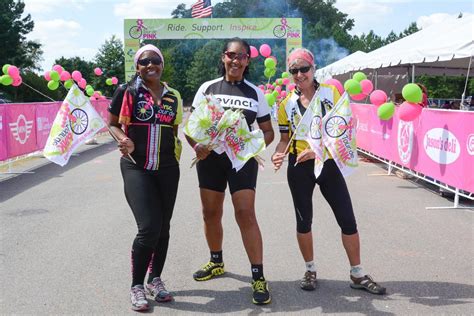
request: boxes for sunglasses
[289,66,312,75]
[137,56,162,66]
[224,51,249,61]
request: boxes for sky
[23,0,474,72]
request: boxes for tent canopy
[315,15,474,82]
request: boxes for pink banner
[0,105,6,161]
[36,102,61,149]
[352,104,474,193]
[92,99,110,132]
[5,103,38,158]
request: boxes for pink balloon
[258,84,265,90]
[259,44,271,58]
[275,86,282,93]
[370,90,388,106]
[94,67,103,76]
[324,78,344,95]
[265,89,272,95]
[44,71,51,81]
[282,78,290,86]
[398,101,422,121]
[351,93,367,101]
[280,91,287,99]
[60,71,71,81]
[7,66,20,78]
[78,78,87,89]
[111,77,118,85]
[288,83,296,91]
[12,76,22,87]
[52,64,63,74]
[250,46,259,58]
[360,79,373,95]
[72,70,82,82]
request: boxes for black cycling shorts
[196,151,258,194]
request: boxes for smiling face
[289,59,314,91]
[222,41,249,82]
[136,51,163,84]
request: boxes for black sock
[210,251,223,263]
[251,264,264,281]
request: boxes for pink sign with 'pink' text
[352,104,474,193]
[0,105,7,161]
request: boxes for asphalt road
[1,128,473,315]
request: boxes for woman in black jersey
[108,44,183,311]
[271,48,386,295]
[185,38,274,305]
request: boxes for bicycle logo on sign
[129,19,148,39]
[273,17,301,39]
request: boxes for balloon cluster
[398,83,423,121]
[343,72,374,101]
[94,67,118,86]
[248,43,296,107]
[1,64,22,87]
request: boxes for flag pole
[106,125,137,164]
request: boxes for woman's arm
[257,120,274,146]
[271,132,290,171]
[108,113,134,155]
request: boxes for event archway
[123,17,302,80]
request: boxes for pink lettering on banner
[351,104,474,193]
[0,105,6,161]
[6,103,38,158]
[36,102,62,148]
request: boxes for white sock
[305,261,316,272]
[350,264,366,278]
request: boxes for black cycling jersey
[192,77,271,129]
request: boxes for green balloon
[276,78,283,85]
[50,70,60,81]
[0,75,13,86]
[353,72,367,82]
[64,79,74,89]
[264,68,276,79]
[85,85,93,91]
[47,80,59,90]
[86,88,94,96]
[377,102,395,120]
[265,93,276,106]
[272,90,279,98]
[264,58,276,69]
[344,79,362,95]
[106,78,113,85]
[402,83,422,103]
[281,71,290,78]
[2,64,11,75]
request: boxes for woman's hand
[296,148,315,164]
[271,152,286,171]
[118,137,135,155]
[194,143,211,160]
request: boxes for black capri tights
[287,154,357,235]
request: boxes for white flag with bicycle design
[43,84,105,166]
[304,92,358,178]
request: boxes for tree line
[0,0,471,104]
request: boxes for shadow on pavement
[0,142,116,203]
[154,273,474,315]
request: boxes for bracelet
[193,143,200,151]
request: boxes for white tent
[315,15,474,82]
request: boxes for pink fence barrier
[352,103,474,193]
[0,100,110,162]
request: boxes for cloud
[24,0,89,14]
[417,12,472,29]
[28,19,96,71]
[113,0,194,18]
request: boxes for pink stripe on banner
[352,103,474,193]
[0,105,7,161]
[5,103,38,158]
[36,102,61,149]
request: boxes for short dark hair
[219,37,251,78]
